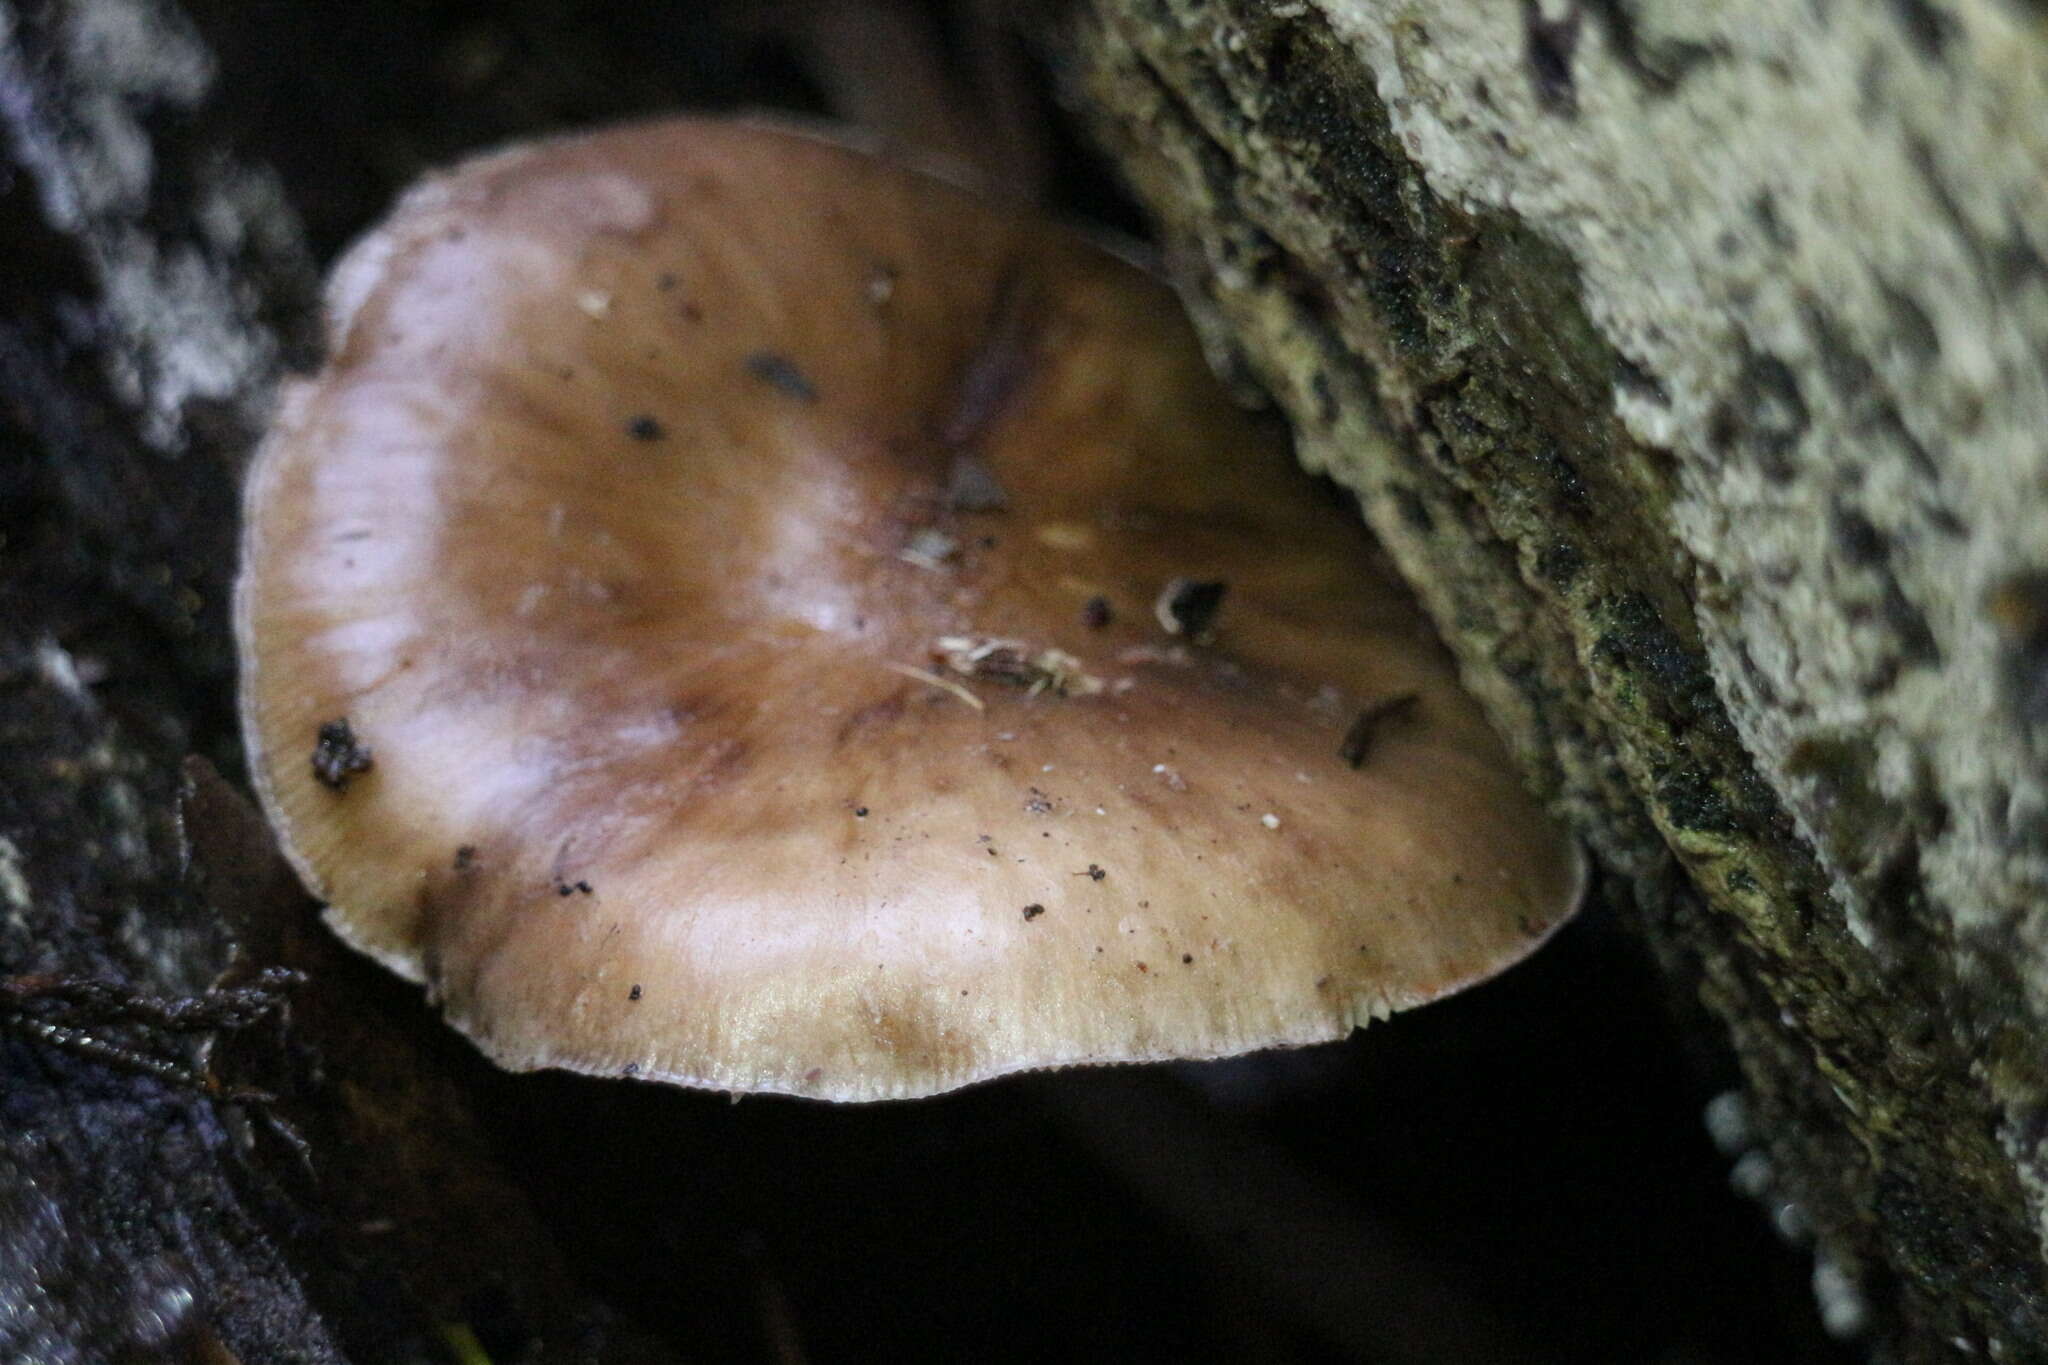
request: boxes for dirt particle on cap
[1338,693,1421,768]
[626,414,666,441]
[628,984,643,1002]
[1154,578,1228,637]
[453,844,477,872]
[1181,954,1194,965]
[1081,595,1113,629]
[855,806,869,818]
[866,263,898,305]
[1022,903,1046,921]
[312,718,374,791]
[934,636,1103,697]
[745,351,818,402]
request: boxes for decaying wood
[8,0,2018,1357]
[1049,1,2048,1359]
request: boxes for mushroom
[237,117,1582,1102]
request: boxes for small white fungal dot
[1703,1090,1751,1156]
[1261,813,1281,830]
[1730,1150,1774,1200]
[1812,1253,1868,1340]
[576,289,612,318]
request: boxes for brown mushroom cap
[237,118,1582,1101]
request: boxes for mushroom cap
[237,118,1582,1102]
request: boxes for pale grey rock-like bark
[1055,1,2048,1360]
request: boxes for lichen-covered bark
[1054,1,2048,1359]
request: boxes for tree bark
[1050,1,2048,1359]
[0,1,690,1358]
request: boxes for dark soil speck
[745,351,818,401]
[312,718,373,791]
[1155,578,1228,637]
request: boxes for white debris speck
[897,527,958,570]
[1703,1090,1751,1155]
[1034,522,1093,552]
[33,639,93,706]
[0,836,30,910]
[576,289,612,318]
[1151,763,1187,792]
[1730,1150,1774,1200]
[1261,813,1282,830]
[1812,1252,1868,1340]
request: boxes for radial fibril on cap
[236,117,1583,1102]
